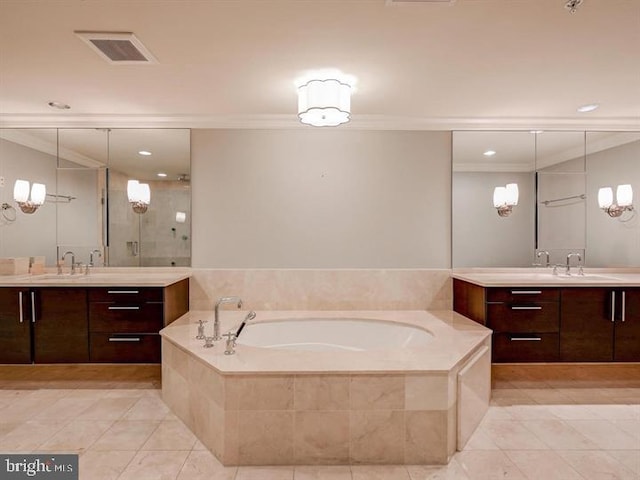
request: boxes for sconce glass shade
[30,183,46,206]
[505,183,519,206]
[617,184,633,207]
[298,78,351,127]
[493,187,507,208]
[13,180,30,203]
[13,179,46,214]
[598,187,613,208]
[127,179,151,214]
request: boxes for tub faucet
[566,253,582,276]
[214,296,243,341]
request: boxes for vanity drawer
[89,302,163,332]
[487,303,559,333]
[89,333,160,363]
[89,287,163,303]
[487,288,559,303]
[493,333,559,362]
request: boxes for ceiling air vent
[74,31,158,64]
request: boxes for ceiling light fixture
[577,103,599,113]
[157,172,167,178]
[48,101,71,110]
[483,150,496,156]
[138,150,152,156]
[297,78,352,127]
[530,130,544,134]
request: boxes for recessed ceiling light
[48,101,70,110]
[138,150,152,156]
[577,103,599,113]
[483,150,496,157]
[157,172,167,177]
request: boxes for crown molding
[0,113,639,131]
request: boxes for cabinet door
[33,288,89,363]
[615,289,640,361]
[560,288,614,362]
[0,288,32,363]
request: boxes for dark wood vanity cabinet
[561,287,640,362]
[0,278,188,365]
[454,279,640,363]
[88,280,189,363]
[0,287,32,364]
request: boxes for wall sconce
[598,184,634,218]
[493,183,519,217]
[127,179,150,214]
[13,179,46,214]
[175,211,186,223]
[298,78,351,127]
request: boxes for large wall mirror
[0,128,191,267]
[453,130,640,268]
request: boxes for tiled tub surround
[161,310,491,466]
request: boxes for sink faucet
[566,253,582,276]
[61,251,76,275]
[89,249,102,267]
[214,296,243,341]
[536,250,550,267]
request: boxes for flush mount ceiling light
[577,103,599,113]
[13,179,46,214]
[565,0,583,14]
[483,150,496,157]
[127,179,151,214]
[157,172,167,178]
[48,101,70,110]
[297,78,352,127]
[138,150,152,156]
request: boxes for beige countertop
[0,270,191,287]
[161,310,491,374]
[453,268,640,287]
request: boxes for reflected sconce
[175,211,186,223]
[127,180,150,214]
[13,179,46,214]
[297,78,351,127]
[493,183,519,217]
[598,184,634,218]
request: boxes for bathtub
[160,310,492,466]
[237,318,433,352]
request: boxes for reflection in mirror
[452,131,536,267]
[535,131,586,265]
[57,128,108,266]
[107,129,191,267]
[0,129,58,265]
[586,132,640,266]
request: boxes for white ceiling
[0,0,639,130]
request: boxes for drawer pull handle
[107,290,139,294]
[18,291,23,323]
[108,306,140,310]
[511,290,542,295]
[510,337,542,341]
[622,291,626,322]
[511,306,543,310]
[611,291,616,322]
[109,337,141,342]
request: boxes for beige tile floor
[0,387,638,480]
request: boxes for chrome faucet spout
[536,250,550,267]
[89,249,102,267]
[566,253,582,275]
[214,296,243,341]
[61,251,76,275]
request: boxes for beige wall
[191,129,451,268]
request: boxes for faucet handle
[223,332,237,355]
